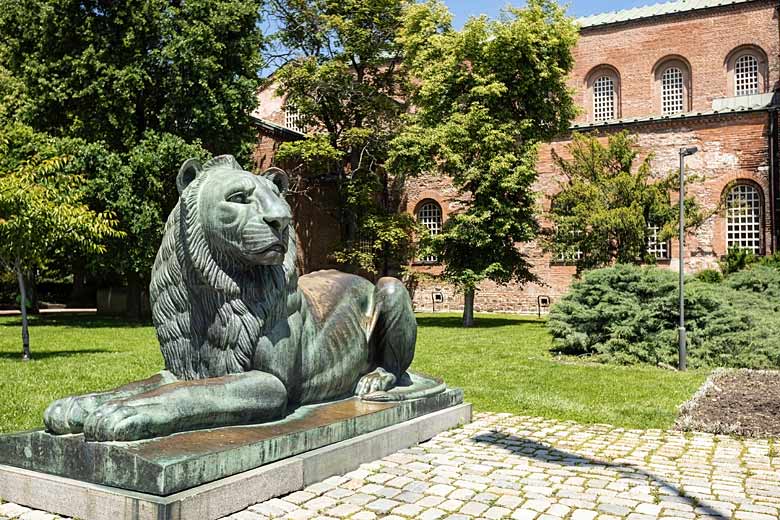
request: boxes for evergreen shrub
[694,269,723,284]
[548,264,780,368]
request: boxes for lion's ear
[262,167,289,194]
[177,158,202,194]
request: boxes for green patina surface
[42,156,439,442]
[0,389,462,495]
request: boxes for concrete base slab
[0,403,471,520]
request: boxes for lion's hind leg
[355,277,416,397]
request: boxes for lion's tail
[360,371,447,402]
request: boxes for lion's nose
[264,215,291,234]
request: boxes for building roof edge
[577,0,763,29]
[250,115,306,140]
[569,103,774,131]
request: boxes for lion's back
[298,270,375,324]
[296,270,377,402]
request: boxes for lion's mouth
[250,241,286,255]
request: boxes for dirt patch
[676,369,780,437]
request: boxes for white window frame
[647,225,669,260]
[592,75,616,122]
[726,184,762,254]
[555,229,584,264]
[661,67,685,115]
[284,104,307,133]
[417,201,443,263]
[735,54,760,97]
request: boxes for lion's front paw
[44,394,102,434]
[356,367,397,397]
[83,400,168,442]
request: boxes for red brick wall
[252,2,779,314]
[572,0,779,124]
[410,111,772,313]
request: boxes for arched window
[661,67,685,115]
[417,201,443,263]
[735,54,760,96]
[593,76,616,122]
[726,47,767,97]
[726,184,762,254]
[586,65,620,123]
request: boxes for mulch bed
[675,369,780,437]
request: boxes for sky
[446,0,658,26]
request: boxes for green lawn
[0,313,706,434]
[412,314,707,430]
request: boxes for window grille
[417,201,442,263]
[593,76,615,122]
[726,184,762,254]
[555,229,584,263]
[735,55,760,96]
[284,105,306,133]
[350,233,373,254]
[556,247,583,263]
[661,67,684,115]
[647,225,669,260]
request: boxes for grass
[411,313,707,430]
[0,314,162,434]
[0,312,707,434]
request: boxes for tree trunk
[126,271,142,321]
[69,264,90,307]
[15,264,31,361]
[27,270,40,314]
[463,288,475,328]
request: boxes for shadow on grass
[0,315,151,329]
[0,349,112,361]
[416,315,544,329]
[472,432,727,519]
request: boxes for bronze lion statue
[44,155,443,441]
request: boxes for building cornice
[578,0,768,32]
[250,115,306,141]
[569,98,777,133]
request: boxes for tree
[389,0,579,326]
[0,124,122,359]
[0,0,263,313]
[547,131,705,272]
[267,0,419,276]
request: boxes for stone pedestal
[0,391,470,520]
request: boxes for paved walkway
[1,413,779,520]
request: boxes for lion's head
[178,155,292,269]
[150,155,298,379]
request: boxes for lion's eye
[227,192,250,204]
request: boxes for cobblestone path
[2,413,779,520]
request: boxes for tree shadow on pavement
[470,431,729,519]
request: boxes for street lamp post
[678,146,698,371]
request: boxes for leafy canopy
[0,124,122,273]
[548,131,705,272]
[389,0,579,291]
[268,0,418,274]
[0,0,264,153]
[0,0,263,280]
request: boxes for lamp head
[680,146,698,157]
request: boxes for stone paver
[2,413,780,520]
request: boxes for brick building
[252,0,780,314]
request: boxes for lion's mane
[150,156,299,380]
